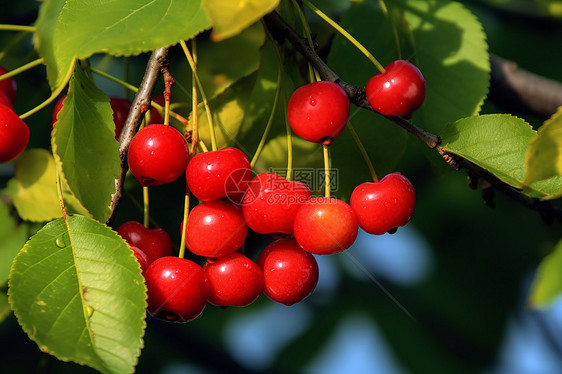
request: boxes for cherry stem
[199,140,209,152]
[0,24,36,33]
[250,48,283,168]
[0,57,43,83]
[123,57,131,100]
[180,39,217,152]
[90,67,190,128]
[346,121,378,182]
[142,186,149,228]
[291,0,315,53]
[302,0,386,74]
[377,0,402,60]
[290,0,319,83]
[190,40,199,156]
[284,93,293,181]
[20,59,71,120]
[323,144,331,198]
[161,65,174,127]
[178,192,190,259]
[123,190,159,227]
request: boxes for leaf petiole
[20,59,71,120]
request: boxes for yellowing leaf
[530,239,562,308]
[202,0,279,41]
[5,149,62,222]
[524,106,562,185]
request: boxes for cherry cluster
[0,66,29,164]
[115,59,424,323]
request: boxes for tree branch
[107,47,170,226]
[489,54,562,119]
[262,10,562,224]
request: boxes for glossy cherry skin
[203,253,264,307]
[287,81,349,145]
[183,200,248,258]
[144,256,208,323]
[366,60,426,117]
[241,173,312,235]
[294,197,358,255]
[127,124,189,187]
[186,147,252,201]
[116,221,173,265]
[0,66,16,103]
[350,172,416,235]
[130,245,150,274]
[0,104,29,163]
[257,238,319,306]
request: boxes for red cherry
[130,245,150,274]
[0,90,13,110]
[287,81,350,145]
[350,172,416,235]
[365,60,426,117]
[294,197,358,255]
[203,253,264,307]
[186,147,252,201]
[183,200,248,258]
[127,124,189,187]
[257,238,319,306]
[110,97,132,140]
[0,66,16,103]
[241,172,312,235]
[0,104,29,163]
[116,221,173,264]
[51,94,66,125]
[144,256,208,322]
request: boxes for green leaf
[522,175,562,199]
[52,64,121,223]
[525,107,562,184]
[33,0,67,90]
[191,22,266,100]
[8,215,147,374]
[202,0,279,41]
[5,149,62,222]
[441,114,533,187]
[399,0,490,133]
[441,114,562,198]
[195,40,280,152]
[0,201,28,284]
[530,239,562,307]
[40,0,211,90]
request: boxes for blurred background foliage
[1,0,562,373]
